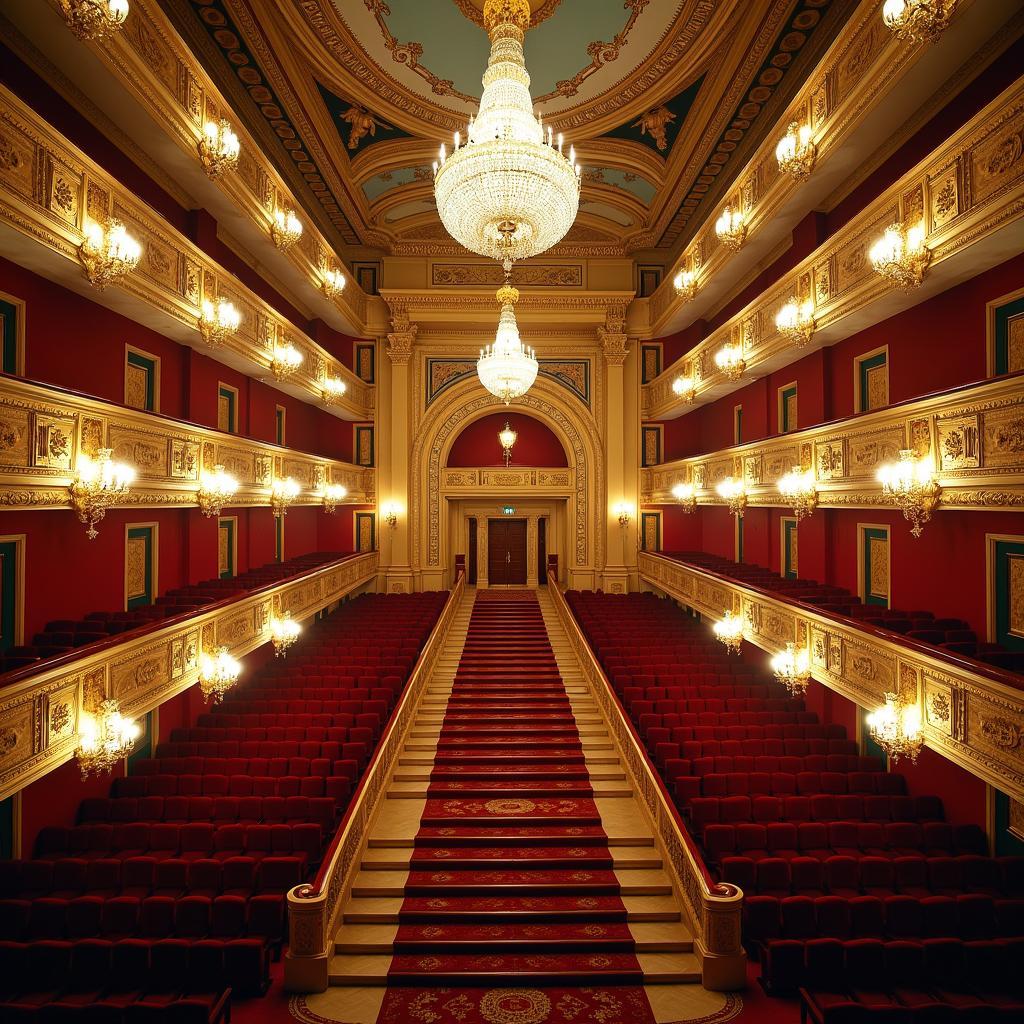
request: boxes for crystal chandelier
[715,344,746,381]
[271,343,303,381]
[713,611,744,655]
[877,449,940,538]
[198,647,241,704]
[882,0,954,42]
[322,267,346,299]
[717,477,746,518]
[613,502,633,529]
[271,477,300,517]
[322,376,347,405]
[270,611,301,657]
[322,484,347,514]
[775,122,816,180]
[198,297,241,347]
[776,297,816,347]
[498,420,518,467]
[716,207,747,251]
[870,222,931,288]
[71,448,135,539]
[77,699,140,779]
[477,283,538,404]
[61,0,129,41]
[771,643,812,696]
[672,482,697,513]
[382,501,400,529]
[674,269,698,301]
[673,375,697,403]
[198,119,240,179]
[197,464,238,517]
[866,691,924,764]
[271,208,303,250]
[79,218,141,289]
[778,466,817,520]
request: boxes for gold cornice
[643,74,1024,419]
[0,552,379,802]
[639,550,1024,806]
[0,85,374,422]
[0,375,373,510]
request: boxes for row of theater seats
[566,590,1024,1007]
[663,551,1024,677]
[0,552,345,677]
[0,588,447,1016]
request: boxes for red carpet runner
[375,592,658,1024]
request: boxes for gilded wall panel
[847,426,904,479]
[0,406,31,467]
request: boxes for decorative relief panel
[431,264,583,288]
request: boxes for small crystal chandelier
[613,502,633,529]
[271,477,300,517]
[775,122,816,180]
[382,501,400,529]
[713,611,744,655]
[61,0,129,41]
[198,298,241,347]
[322,376,348,406]
[498,421,518,467]
[477,282,538,404]
[882,0,954,42]
[673,375,697,403]
[776,297,816,347]
[270,611,301,657]
[322,484,347,514]
[77,699,140,779]
[674,269,698,301]
[715,344,746,381]
[870,222,931,288]
[271,343,303,381]
[716,207,747,251]
[877,449,940,538]
[778,466,817,520]
[197,464,238,517]
[198,119,240,178]
[672,482,697,513]
[271,208,303,250]
[771,643,812,696]
[198,647,241,704]
[717,477,746,518]
[79,218,141,289]
[322,267,346,299]
[71,448,135,539]
[866,691,924,764]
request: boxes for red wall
[447,412,568,467]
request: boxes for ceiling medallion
[452,0,563,30]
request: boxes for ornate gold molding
[638,550,1024,806]
[0,552,379,802]
[642,372,1024,511]
[0,86,373,422]
[643,74,1024,419]
[442,468,574,492]
[0,375,372,509]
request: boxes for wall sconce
[672,482,697,513]
[269,611,301,657]
[76,699,139,779]
[198,647,241,704]
[714,344,746,381]
[270,477,300,517]
[775,296,816,347]
[778,466,817,520]
[715,206,747,251]
[71,448,135,540]
[322,267,346,299]
[498,420,518,467]
[322,484,347,514]
[271,343,304,381]
[613,502,633,528]
[197,297,241,348]
[79,218,141,289]
[713,611,744,655]
[882,0,954,43]
[198,119,240,178]
[382,501,400,529]
[62,0,129,41]
[866,691,924,764]
[870,221,931,289]
[674,268,698,301]
[271,208,303,250]
[771,642,812,696]
[716,477,746,518]
[775,122,817,180]
[672,375,696,403]
[322,376,347,406]
[197,464,238,517]
[877,449,940,538]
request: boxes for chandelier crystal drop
[198,647,242,704]
[716,207,747,251]
[322,266,346,298]
[322,484,347,514]
[322,375,347,405]
[198,298,241,347]
[433,0,581,267]
[62,0,129,41]
[197,464,238,517]
[713,611,744,655]
[866,691,924,764]
[477,282,538,405]
[715,344,746,381]
[71,448,135,539]
[271,208,303,250]
[674,269,698,301]
[778,466,817,521]
[198,119,240,178]
[882,0,955,43]
[877,448,940,538]
[771,643,812,696]
[76,699,140,779]
[270,611,301,657]
[270,477,301,517]
[775,121,816,180]
[672,482,697,512]
[79,218,141,289]
[717,477,747,518]
[672,375,696,403]
[776,296,816,347]
[870,221,931,288]
[271,343,303,381]
[498,420,518,467]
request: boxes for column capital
[598,327,629,366]
[386,314,418,366]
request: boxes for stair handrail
[285,570,466,992]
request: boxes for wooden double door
[487,519,528,587]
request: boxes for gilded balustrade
[0,374,373,510]
[0,551,379,802]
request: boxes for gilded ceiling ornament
[633,105,677,152]
[342,105,389,150]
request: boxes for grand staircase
[329,587,700,1023]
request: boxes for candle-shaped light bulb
[455,131,461,149]
[548,127,553,147]
[557,133,563,154]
